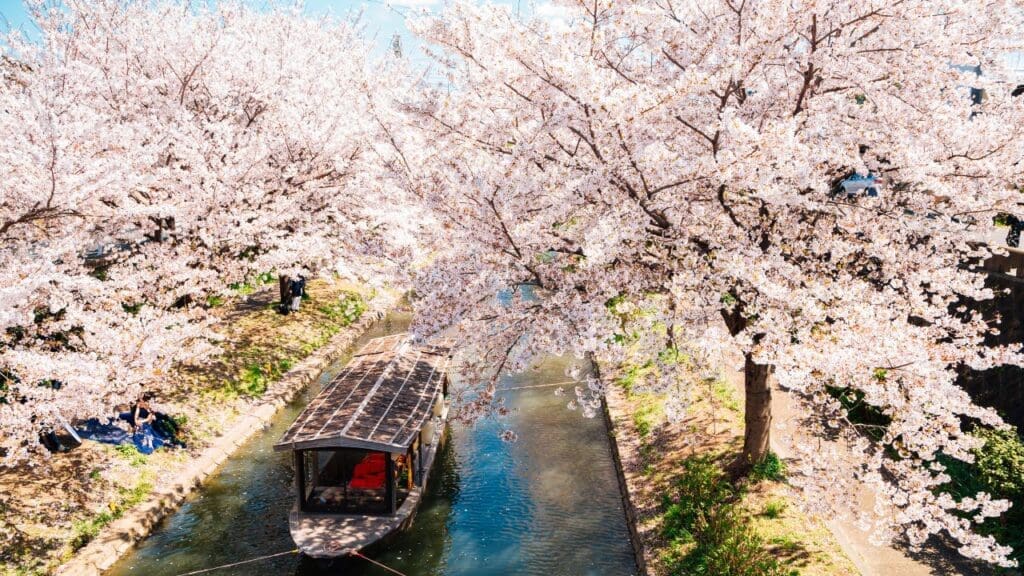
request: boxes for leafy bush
[661,456,794,576]
[942,426,1024,565]
[972,428,1024,497]
[750,452,786,482]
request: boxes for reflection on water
[108,314,636,576]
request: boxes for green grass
[711,378,740,412]
[616,362,653,395]
[768,534,802,554]
[114,444,148,467]
[632,394,665,438]
[317,291,367,326]
[70,480,153,551]
[217,290,366,398]
[227,356,296,397]
[761,499,787,519]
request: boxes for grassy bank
[605,357,857,576]
[0,279,382,576]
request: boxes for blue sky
[0,1,419,47]
[0,1,546,65]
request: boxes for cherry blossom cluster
[0,1,412,463]
[399,0,1024,565]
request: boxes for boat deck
[290,509,400,557]
[290,481,426,557]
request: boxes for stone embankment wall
[601,370,651,576]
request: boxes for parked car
[836,173,882,198]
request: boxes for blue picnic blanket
[76,412,183,454]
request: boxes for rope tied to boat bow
[169,548,410,576]
[173,549,298,576]
[351,550,409,575]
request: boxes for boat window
[302,449,388,514]
[299,449,411,514]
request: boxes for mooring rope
[499,379,589,392]
[172,548,411,576]
[174,549,298,576]
[350,550,409,575]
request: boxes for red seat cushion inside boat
[349,453,386,489]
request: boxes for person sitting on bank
[289,276,306,312]
[131,392,156,432]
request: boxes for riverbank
[602,356,858,576]
[0,280,397,576]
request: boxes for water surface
[108,313,636,576]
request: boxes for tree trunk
[278,275,290,307]
[743,353,773,465]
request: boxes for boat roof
[274,333,450,454]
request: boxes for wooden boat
[274,333,450,558]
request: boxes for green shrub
[942,426,1024,565]
[750,452,786,483]
[972,428,1024,497]
[662,456,734,542]
[661,456,794,576]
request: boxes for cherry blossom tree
[1,0,411,463]
[401,0,1024,565]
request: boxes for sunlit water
[108,312,637,576]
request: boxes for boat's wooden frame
[274,333,450,558]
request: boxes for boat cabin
[274,333,450,557]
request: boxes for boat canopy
[274,333,450,454]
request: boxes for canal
[108,311,637,576]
